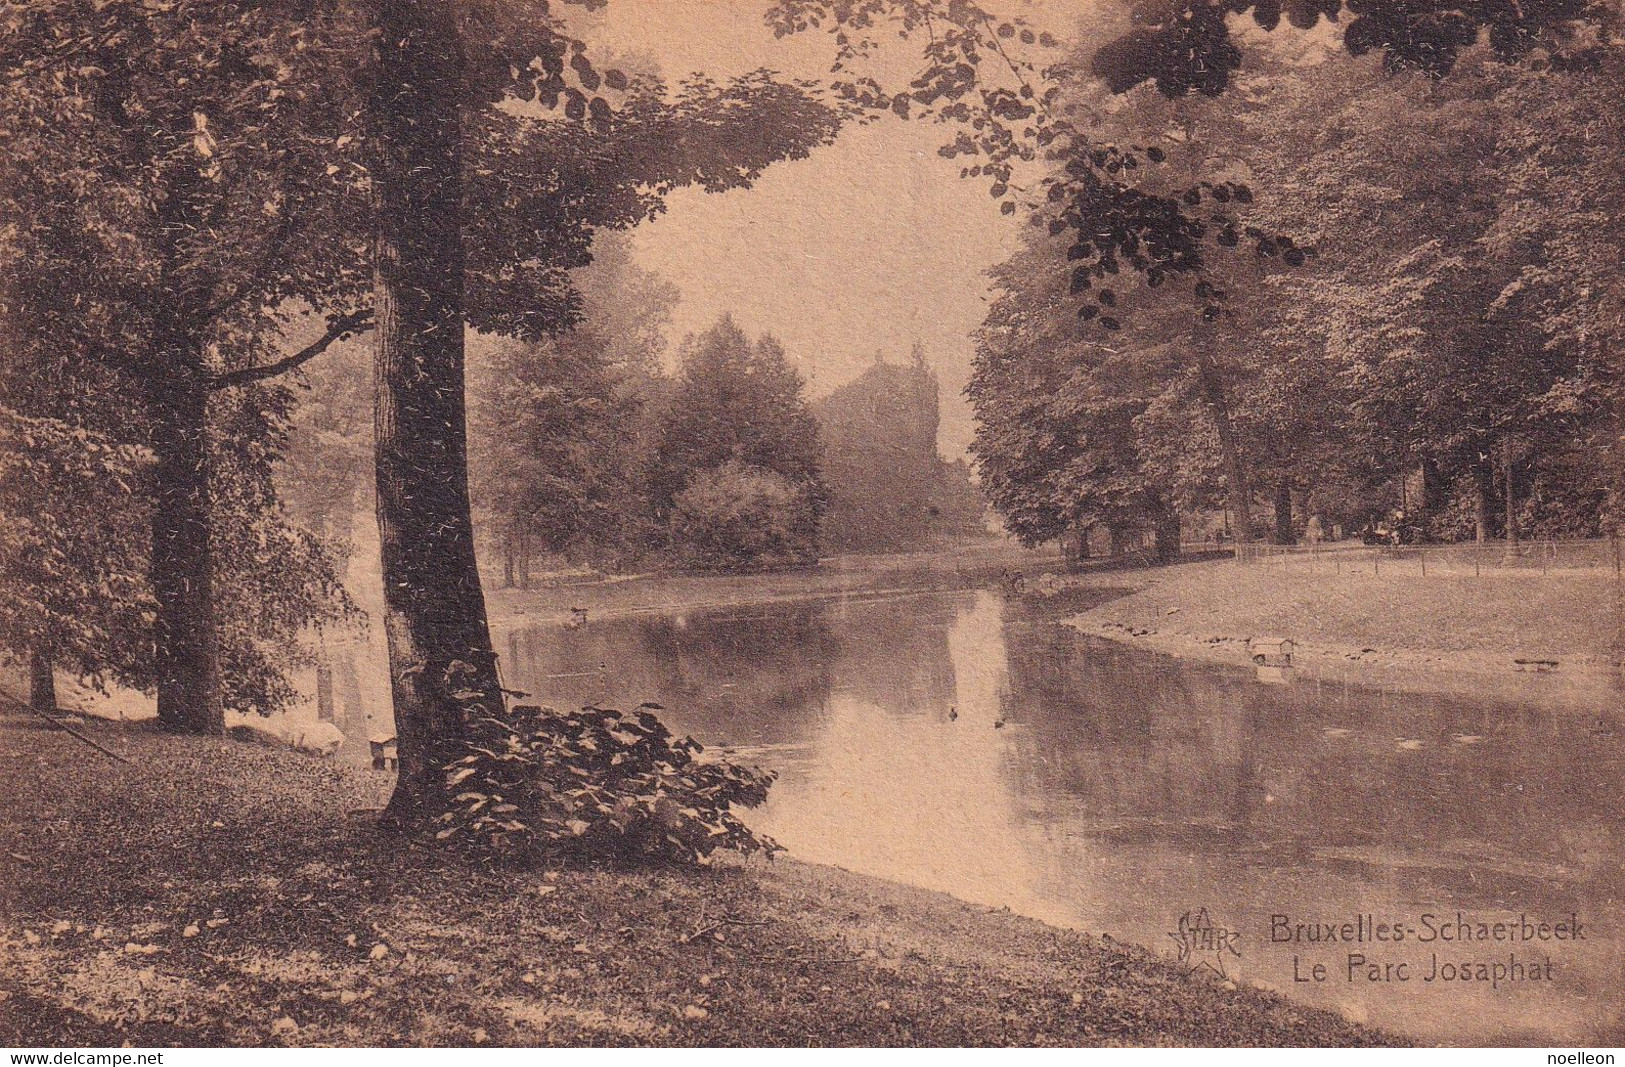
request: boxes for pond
[359,585,1625,1045]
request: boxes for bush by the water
[670,461,821,570]
[435,703,779,865]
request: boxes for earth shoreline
[1049,554,1624,717]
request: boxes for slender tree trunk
[29,648,56,712]
[1068,522,1091,569]
[315,651,335,723]
[1194,349,1254,542]
[335,654,368,740]
[1472,458,1495,544]
[519,526,531,591]
[149,381,225,735]
[1274,481,1295,545]
[1504,437,1519,554]
[369,0,503,827]
[502,521,516,589]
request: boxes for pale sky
[572,0,1083,458]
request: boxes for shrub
[435,703,780,865]
[670,461,820,570]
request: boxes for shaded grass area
[0,711,1395,1047]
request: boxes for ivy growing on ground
[434,703,780,866]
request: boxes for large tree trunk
[1273,481,1295,545]
[149,382,224,735]
[29,648,56,712]
[369,0,503,827]
[1194,349,1254,543]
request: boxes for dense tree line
[971,28,1624,551]
[772,0,1623,552]
[471,304,828,578]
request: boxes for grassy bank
[0,710,1392,1048]
[1058,555,1624,712]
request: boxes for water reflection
[762,592,1044,916]
[491,588,1622,1045]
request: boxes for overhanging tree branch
[207,310,373,390]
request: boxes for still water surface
[464,589,1618,1044]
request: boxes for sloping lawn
[0,709,1396,1047]
[1072,559,1620,661]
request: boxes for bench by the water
[370,735,398,771]
[1249,637,1295,667]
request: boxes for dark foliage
[434,702,780,866]
[1092,0,1594,96]
[649,316,827,566]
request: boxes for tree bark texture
[1473,457,1495,544]
[149,381,225,735]
[315,650,335,723]
[1503,437,1518,549]
[369,0,504,826]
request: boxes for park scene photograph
[1,0,1623,1051]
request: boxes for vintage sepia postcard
[1,0,1621,1055]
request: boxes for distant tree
[468,234,679,583]
[1248,50,1621,542]
[971,235,1193,559]
[1475,55,1625,534]
[814,352,987,552]
[650,316,826,564]
[469,332,641,581]
[964,6,1625,551]
[278,332,374,552]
